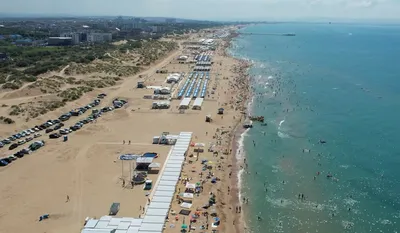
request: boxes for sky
[2,0,400,21]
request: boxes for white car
[34,133,41,138]
[18,139,26,145]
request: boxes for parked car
[45,128,54,133]
[17,139,26,145]
[9,143,18,150]
[52,119,61,124]
[49,133,61,139]
[34,133,41,138]
[0,159,9,166]
[8,155,17,161]
[0,142,4,148]
[3,139,11,144]
[25,137,33,142]
[54,124,62,130]
[29,140,45,151]
[8,136,16,141]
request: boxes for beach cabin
[217,108,224,115]
[137,81,144,88]
[136,157,154,170]
[144,180,153,190]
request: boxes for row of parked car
[0,140,45,166]
[48,98,128,139]
[0,97,105,150]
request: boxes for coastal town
[0,16,250,233]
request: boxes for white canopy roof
[156,185,176,191]
[160,175,179,181]
[179,98,191,107]
[163,167,181,172]
[142,215,166,224]
[145,208,169,216]
[182,193,194,199]
[158,180,177,186]
[180,202,193,209]
[151,196,172,203]
[138,223,163,232]
[154,191,174,197]
[148,202,170,209]
[193,98,204,107]
[185,183,196,189]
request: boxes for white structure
[166,73,181,83]
[192,98,204,110]
[88,33,112,43]
[179,98,191,109]
[154,87,171,95]
[152,101,170,109]
[177,55,188,61]
[80,132,193,233]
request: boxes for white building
[60,33,81,45]
[88,33,112,43]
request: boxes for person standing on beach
[66,195,70,202]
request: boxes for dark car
[45,128,54,133]
[1,157,12,164]
[49,133,61,139]
[52,119,61,124]
[70,126,78,131]
[54,123,64,130]
[0,159,8,166]
[9,143,18,150]
[14,150,25,158]
[59,115,70,121]
[29,141,45,151]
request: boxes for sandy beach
[0,27,250,233]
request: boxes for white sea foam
[236,128,249,204]
[268,76,274,80]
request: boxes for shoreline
[218,29,252,233]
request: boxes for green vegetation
[0,42,115,89]
[58,86,94,102]
[9,100,66,118]
[0,116,15,124]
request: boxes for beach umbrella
[181,224,188,229]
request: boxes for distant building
[151,25,164,33]
[15,39,33,46]
[59,32,87,44]
[48,37,73,46]
[87,33,112,43]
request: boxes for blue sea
[229,23,400,233]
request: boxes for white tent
[180,202,193,209]
[158,180,177,186]
[182,193,194,199]
[179,98,191,109]
[160,175,179,181]
[154,191,174,197]
[156,185,176,191]
[163,167,181,173]
[192,98,204,110]
[138,223,163,232]
[142,215,166,224]
[145,208,169,216]
[151,196,172,203]
[185,183,196,189]
[162,171,181,177]
[165,163,182,168]
[148,202,170,209]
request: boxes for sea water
[229,23,400,233]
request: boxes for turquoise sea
[229,23,400,233]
